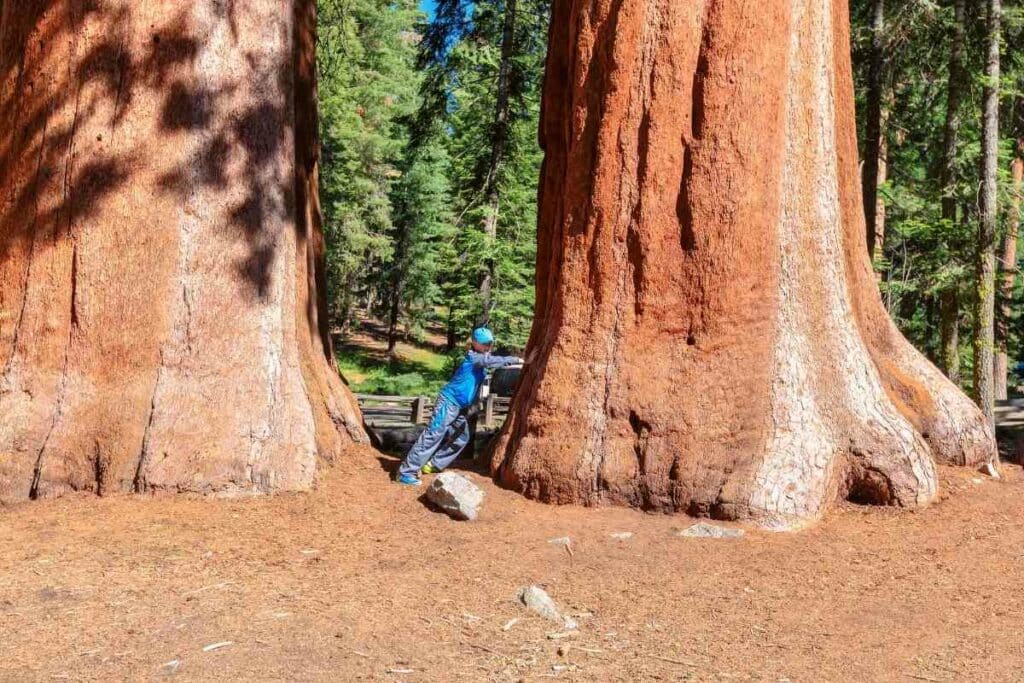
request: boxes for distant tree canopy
[317,0,549,350]
[849,0,1024,395]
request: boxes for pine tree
[317,0,422,331]
[385,126,455,357]
[411,0,549,348]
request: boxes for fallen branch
[652,655,696,667]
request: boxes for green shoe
[421,463,442,475]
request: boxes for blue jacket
[440,351,521,408]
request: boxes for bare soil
[2,451,1023,682]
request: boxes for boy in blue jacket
[395,327,522,486]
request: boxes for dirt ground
[2,451,1023,682]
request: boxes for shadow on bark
[1,1,305,303]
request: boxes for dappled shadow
[1,0,314,316]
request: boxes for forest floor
[2,448,1024,682]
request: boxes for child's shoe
[395,473,422,486]
[421,463,442,475]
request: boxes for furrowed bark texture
[491,0,994,530]
[0,0,367,504]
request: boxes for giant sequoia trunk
[491,0,995,529]
[0,0,367,504]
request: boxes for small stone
[201,641,232,652]
[426,473,485,521]
[676,522,745,539]
[548,536,572,547]
[518,586,578,630]
[609,532,633,541]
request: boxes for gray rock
[518,585,578,630]
[677,522,745,539]
[425,473,484,521]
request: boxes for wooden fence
[355,394,512,429]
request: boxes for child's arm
[470,351,524,369]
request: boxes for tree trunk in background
[862,0,886,258]
[1003,133,1024,396]
[446,306,458,350]
[476,0,519,326]
[973,0,1000,446]
[938,0,967,383]
[874,95,889,263]
[386,231,409,360]
[0,0,367,503]
[940,291,961,384]
[491,0,993,530]
[995,149,1019,399]
[386,285,403,359]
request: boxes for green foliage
[317,0,548,352]
[852,0,1024,385]
[418,0,549,348]
[317,0,422,327]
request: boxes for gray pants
[398,395,471,477]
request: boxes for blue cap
[472,327,495,345]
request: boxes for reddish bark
[0,0,366,503]
[996,141,1023,399]
[491,0,993,529]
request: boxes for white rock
[676,522,744,539]
[518,585,578,630]
[609,532,633,541]
[426,473,484,521]
[548,536,572,546]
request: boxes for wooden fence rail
[355,394,512,429]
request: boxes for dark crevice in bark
[677,148,696,252]
[626,225,644,318]
[690,53,709,140]
[133,358,163,493]
[628,104,654,318]
[3,112,50,380]
[676,12,709,255]
[92,440,105,495]
[69,241,80,328]
[109,35,127,143]
[628,410,652,506]
[581,0,626,301]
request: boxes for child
[395,327,523,486]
